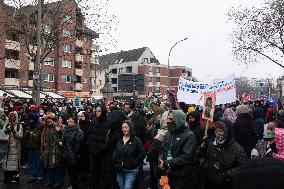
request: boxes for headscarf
[222,108,237,123]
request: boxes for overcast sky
[107,0,283,81]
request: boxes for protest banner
[177,73,236,105]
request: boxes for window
[126,66,132,73]
[111,69,117,74]
[76,76,81,83]
[44,25,51,34]
[119,68,123,74]
[99,80,102,85]
[63,44,72,53]
[111,78,117,84]
[156,87,160,93]
[84,77,87,84]
[5,49,19,60]
[62,59,72,68]
[156,77,160,82]
[149,77,152,82]
[43,73,54,82]
[149,66,152,73]
[143,58,148,63]
[6,32,19,41]
[75,62,82,69]
[5,68,19,78]
[63,29,71,37]
[99,70,102,74]
[63,15,72,23]
[62,75,72,83]
[156,67,160,73]
[44,57,54,66]
[149,87,152,92]
[28,70,34,80]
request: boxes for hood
[187,111,200,128]
[222,108,237,123]
[8,111,19,124]
[215,118,234,145]
[172,110,187,130]
[95,104,108,120]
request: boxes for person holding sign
[203,119,247,189]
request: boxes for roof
[98,47,149,69]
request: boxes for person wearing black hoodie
[87,104,110,189]
[187,111,204,146]
[62,116,84,189]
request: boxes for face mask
[215,132,225,145]
[167,122,176,132]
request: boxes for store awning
[44,92,65,99]
[7,89,32,99]
[0,89,15,98]
[24,91,48,99]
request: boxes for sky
[106,0,283,81]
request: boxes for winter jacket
[203,140,247,185]
[0,114,7,130]
[253,107,265,139]
[203,119,247,186]
[87,105,109,156]
[234,114,258,157]
[41,124,63,168]
[26,126,41,150]
[62,125,84,164]
[2,112,23,171]
[160,124,197,178]
[128,111,147,144]
[113,135,145,170]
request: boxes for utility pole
[34,0,42,106]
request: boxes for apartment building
[0,0,98,98]
[98,47,192,98]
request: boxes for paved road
[0,168,150,189]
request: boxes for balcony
[5,40,20,51]
[29,61,34,70]
[75,68,83,76]
[5,59,20,69]
[76,54,83,62]
[5,78,20,86]
[75,83,82,90]
[76,39,83,47]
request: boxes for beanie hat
[236,105,250,115]
[188,107,195,114]
[154,107,166,116]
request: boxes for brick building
[98,47,192,99]
[0,0,98,98]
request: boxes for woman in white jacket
[2,111,23,183]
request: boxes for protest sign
[177,73,236,105]
[202,93,216,122]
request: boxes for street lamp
[167,38,188,90]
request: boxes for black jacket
[113,136,145,170]
[87,106,110,155]
[160,125,197,177]
[62,125,84,164]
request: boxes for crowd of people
[0,95,284,189]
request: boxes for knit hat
[236,105,250,115]
[154,107,166,116]
[188,107,195,114]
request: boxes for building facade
[98,47,192,99]
[0,0,98,97]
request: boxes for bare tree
[1,0,118,67]
[228,0,284,69]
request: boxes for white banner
[177,73,237,105]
